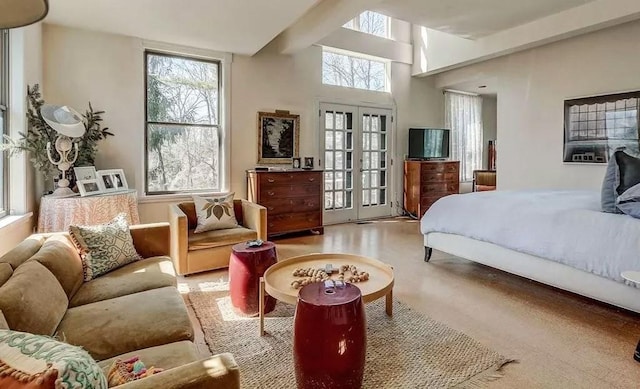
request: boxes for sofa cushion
[69,256,177,307]
[192,193,239,233]
[0,329,107,389]
[97,341,199,376]
[57,287,193,361]
[187,227,257,251]
[0,261,68,336]
[0,263,12,287]
[69,213,142,281]
[0,235,45,270]
[28,235,83,298]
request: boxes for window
[0,30,9,217]
[343,11,389,38]
[322,49,387,92]
[145,52,221,194]
[445,91,483,182]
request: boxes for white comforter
[420,190,640,283]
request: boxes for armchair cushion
[187,227,257,251]
[192,194,238,233]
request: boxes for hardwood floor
[178,218,640,388]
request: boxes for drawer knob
[267,178,275,183]
[308,177,315,182]
[268,191,275,196]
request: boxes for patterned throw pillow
[69,213,142,281]
[0,330,107,389]
[192,193,239,233]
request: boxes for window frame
[0,29,9,218]
[343,11,390,39]
[321,48,390,93]
[143,50,223,196]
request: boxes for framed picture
[78,179,104,197]
[292,157,301,169]
[303,157,314,169]
[73,166,97,181]
[258,110,300,164]
[97,169,129,192]
[564,90,640,163]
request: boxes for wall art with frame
[564,91,640,163]
[257,110,300,164]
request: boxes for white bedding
[420,190,640,283]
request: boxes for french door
[320,103,392,224]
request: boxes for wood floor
[178,218,640,388]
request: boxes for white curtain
[445,91,483,182]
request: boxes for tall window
[322,49,387,92]
[0,30,9,217]
[445,91,483,182]
[343,11,389,38]
[145,52,221,194]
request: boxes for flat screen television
[408,128,450,160]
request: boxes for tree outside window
[343,11,389,39]
[145,52,221,194]
[322,50,387,92]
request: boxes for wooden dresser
[247,170,324,237]
[403,160,460,218]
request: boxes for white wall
[482,96,497,170]
[433,19,640,191]
[43,24,443,223]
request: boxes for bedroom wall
[42,24,444,223]
[433,19,640,191]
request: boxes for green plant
[1,84,114,178]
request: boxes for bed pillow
[192,193,238,233]
[69,213,142,281]
[601,147,624,213]
[616,182,640,219]
[614,150,640,195]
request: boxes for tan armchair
[473,170,497,192]
[169,199,267,275]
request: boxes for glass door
[358,108,391,219]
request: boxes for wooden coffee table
[259,253,394,335]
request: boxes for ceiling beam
[274,0,384,54]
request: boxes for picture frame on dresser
[257,110,300,164]
[78,179,104,197]
[96,169,129,192]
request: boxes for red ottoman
[229,241,277,316]
[293,281,366,389]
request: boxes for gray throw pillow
[601,147,625,213]
[615,150,640,195]
[616,182,640,219]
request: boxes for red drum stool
[293,281,366,388]
[229,241,277,316]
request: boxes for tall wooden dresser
[403,160,460,218]
[247,170,324,237]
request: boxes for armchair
[472,170,497,192]
[169,199,267,275]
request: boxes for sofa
[472,170,497,192]
[0,223,239,388]
[170,199,267,275]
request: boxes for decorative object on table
[290,264,370,289]
[246,239,264,247]
[97,169,128,192]
[74,165,97,181]
[488,139,496,170]
[77,179,104,197]
[293,282,367,389]
[564,90,640,164]
[292,157,301,169]
[40,104,86,197]
[229,241,277,316]
[192,193,239,233]
[257,110,300,164]
[69,213,142,281]
[303,157,314,169]
[0,85,114,189]
[0,0,48,29]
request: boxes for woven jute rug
[187,282,514,388]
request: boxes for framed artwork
[258,110,300,164]
[97,169,129,192]
[73,166,97,181]
[303,157,314,169]
[564,91,640,163]
[292,157,301,169]
[78,179,104,197]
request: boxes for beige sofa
[0,223,239,388]
[169,199,267,275]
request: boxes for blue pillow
[601,147,625,213]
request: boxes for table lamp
[40,104,86,197]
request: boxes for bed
[421,190,640,313]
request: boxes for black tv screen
[408,128,450,159]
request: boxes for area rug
[187,282,514,388]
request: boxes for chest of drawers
[403,160,460,218]
[247,170,324,236]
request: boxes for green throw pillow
[69,213,142,281]
[0,329,107,388]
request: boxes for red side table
[229,241,277,316]
[293,281,367,388]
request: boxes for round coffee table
[259,253,394,335]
